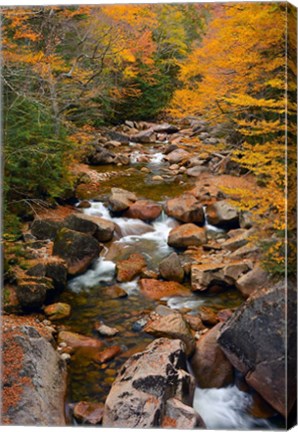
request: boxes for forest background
[1,2,297,275]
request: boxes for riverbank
[2,117,293,428]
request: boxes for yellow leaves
[120,49,136,64]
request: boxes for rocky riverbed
[3,117,295,428]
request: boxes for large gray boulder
[30,219,63,240]
[108,188,137,212]
[102,338,205,428]
[2,317,67,425]
[65,214,115,242]
[218,280,297,417]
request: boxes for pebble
[60,353,71,362]
[152,175,163,181]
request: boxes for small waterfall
[149,152,164,164]
[166,296,205,310]
[203,205,225,233]
[193,386,272,430]
[83,201,111,219]
[68,258,116,292]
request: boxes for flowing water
[60,143,281,429]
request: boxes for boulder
[165,149,190,164]
[168,224,207,249]
[191,261,251,292]
[44,302,71,320]
[159,252,184,282]
[164,144,178,155]
[165,195,204,225]
[58,330,104,350]
[131,128,155,143]
[221,230,250,251]
[206,200,240,230]
[108,188,137,212]
[31,219,63,240]
[114,154,130,165]
[53,228,101,276]
[190,323,234,388]
[144,313,195,356]
[162,398,204,428]
[116,253,146,282]
[123,200,162,221]
[77,200,91,209]
[87,148,115,165]
[107,131,130,144]
[102,338,196,427]
[152,123,179,134]
[65,214,115,242]
[185,166,208,177]
[16,276,54,311]
[239,211,253,229]
[73,401,104,425]
[27,260,68,291]
[140,279,190,300]
[198,306,220,326]
[218,280,297,417]
[2,318,66,425]
[235,265,271,298]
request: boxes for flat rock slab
[140,279,190,300]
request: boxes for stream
[59,141,280,429]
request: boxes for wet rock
[218,280,297,417]
[77,200,91,209]
[16,276,54,311]
[94,321,119,337]
[58,330,104,350]
[190,323,234,388]
[31,218,63,240]
[141,269,159,279]
[44,302,71,320]
[159,252,184,282]
[165,194,204,224]
[102,338,196,428]
[116,253,146,282]
[144,313,195,356]
[102,285,128,299]
[152,175,163,182]
[64,214,115,242]
[73,401,104,425]
[132,317,148,332]
[140,279,190,300]
[206,200,240,230]
[155,305,175,317]
[168,224,207,249]
[162,398,204,428]
[235,265,270,298]
[114,154,130,165]
[123,200,162,221]
[53,228,101,276]
[165,149,190,164]
[108,188,137,212]
[94,346,122,363]
[2,318,67,425]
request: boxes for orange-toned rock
[58,331,104,350]
[165,194,204,224]
[123,200,162,221]
[140,279,190,300]
[94,346,122,363]
[168,224,207,249]
[116,253,146,282]
[73,401,104,425]
[44,302,71,320]
[190,323,234,388]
